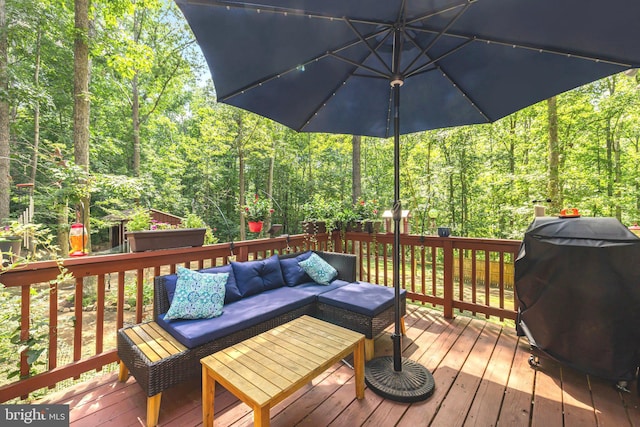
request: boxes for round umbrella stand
[365,356,435,402]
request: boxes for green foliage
[4,0,640,249]
[183,213,218,244]
[301,194,333,222]
[125,207,152,232]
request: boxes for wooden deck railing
[0,231,520,402]
[340,232,520,320]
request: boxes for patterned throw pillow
[165,267,228,320]
[298,253,337,285]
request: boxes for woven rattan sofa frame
[117,251,406,419]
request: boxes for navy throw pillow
[279,251,313,286]
[199,264,242,304]
[231,254,286,297]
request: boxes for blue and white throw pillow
[165,267,228,320]
[298,253,337,285]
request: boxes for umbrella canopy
[176,0,639,138]
[175,0,640,401]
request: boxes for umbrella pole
[391,79,403,372]
[363,39,435,400]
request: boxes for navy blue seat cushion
[317,282,406,316]
[291,279,350,297]
[231,254,286,297]
[279,251,313,286]
[156,287,316,348]
[163,264,241,305]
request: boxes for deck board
[531,357,563,427]
[37,305,640,426]
[464,328,519,427]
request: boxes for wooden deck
[38,306,640,426]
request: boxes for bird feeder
[69,223,88,256]
[382,210,411,234]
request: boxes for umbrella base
[365,356,435,402]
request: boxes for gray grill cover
[515,216,640,381]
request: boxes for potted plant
[241,194,273,233]
[334,203,359,233]
[124,207,207,252]
[0,221,23,264]
[352,198,382,233]
[301,195,335,234]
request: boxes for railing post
[443,238,454,319]
[237,245,249,262]
[20,286,31,397]
[332,231,343,253]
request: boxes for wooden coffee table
[201,315,365,427]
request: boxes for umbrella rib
[404,38,473,79]
[402,1,471,76]
[344,18,393,76]
[410,25,634,68]
[218,26,387,102]
[470,36,634,67]
[435,63,491,123]
[403,0,469,27]
[298,75,365,132]
[185,0,398,27]
[218,17,394,101]
[329,53,390,80]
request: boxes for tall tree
[547,96,560,214]
[352,135,361,204]
[73,0,91,248]
[29,12,43,194]
[0,0,9,221]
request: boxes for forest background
[1,0,640,256]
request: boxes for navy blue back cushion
[279,250,313,286]
[231,254,285,297]
[199,264,242,303]
[163,274,179,304]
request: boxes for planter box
[364,220,383,233]
[125,228,206,252]
[341,221,381,233]
[301,221,327,234]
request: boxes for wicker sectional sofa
[117,250,405,426]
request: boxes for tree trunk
[265,139,276,233]
[131,4,141,177]
[73,0,91,250]
[57,204,69,256]
[0,0,10,222]
[351,135,361,204]
[237,115,246,241]
[31,26,42,193]
[614,132,621,220]
[547,96,560,214]
[132,72,140,176]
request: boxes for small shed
[105,208,183,249]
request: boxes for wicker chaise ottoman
[316,281,407,360]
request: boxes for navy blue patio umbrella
[175,0,640,402]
